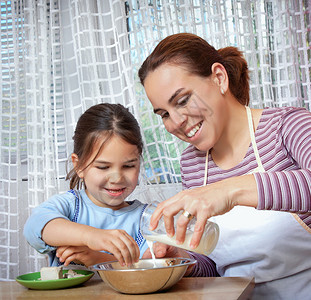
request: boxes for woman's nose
[171,109,187,129]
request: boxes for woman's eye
[177,95,191,106]
[159,111,169,119]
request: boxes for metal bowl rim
[92,257,197,272]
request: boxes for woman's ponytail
[218,47,250,105]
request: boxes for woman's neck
[211,104,262,170]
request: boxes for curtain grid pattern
[0,0,310,280]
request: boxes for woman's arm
[186,252,219,277]
[151,109,311,248]
[149,174,258,249]
[254,108,311,212]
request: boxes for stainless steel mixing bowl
[92,257,196,294]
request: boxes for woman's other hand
[149,175,257,249]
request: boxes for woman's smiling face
[76,134,140,209]
[144,63,225,152]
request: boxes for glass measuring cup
[140,203,219,255]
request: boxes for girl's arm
[42,218,140,266]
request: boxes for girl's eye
[96,166,109,170]
[124,164,136,168]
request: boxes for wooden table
[0,277,254,300]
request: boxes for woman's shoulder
[261,106,310,120]
[180,144,206,167]
[259,106,311,131]
[181,143,206,159]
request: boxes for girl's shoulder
[40,190,78,213]
[123,199,146,213]
[30,190,78,221]
[47,189,77,203]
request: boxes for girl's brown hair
[139,33,250,105]
[66,103,143,189]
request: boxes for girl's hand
[56,246,114,267]
[82,228,140,267]
[42,219,140,267]
[149,175,257,249]
[142,242,189,259]
[141,243,194,276]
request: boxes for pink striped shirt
[183,107,311,277]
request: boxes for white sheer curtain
[0,0,310,280]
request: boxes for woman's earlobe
[212,62,229,93]
[212,63,225,82]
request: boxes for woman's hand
[82,228,140,267]
[56,245,114,267]
[149,175,258,249]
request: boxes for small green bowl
[16,269,94,290]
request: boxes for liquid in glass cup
[140,203,219,255]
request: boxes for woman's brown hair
[66,103,143,189]
[139,33,250,105]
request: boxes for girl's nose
[108,171,123,183]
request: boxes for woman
[139,33,311,299]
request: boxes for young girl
[24,103,148,268]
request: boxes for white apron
[207,106,311,300]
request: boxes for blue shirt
[23,189,148,266]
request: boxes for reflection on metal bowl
[92,257,197,294]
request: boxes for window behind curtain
[0,0,310,280]
[125,1,311,187]
[1,1,26,166]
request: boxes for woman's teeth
[186,122,202,138]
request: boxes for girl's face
[75,134,140,209]
[144,63,226,152]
